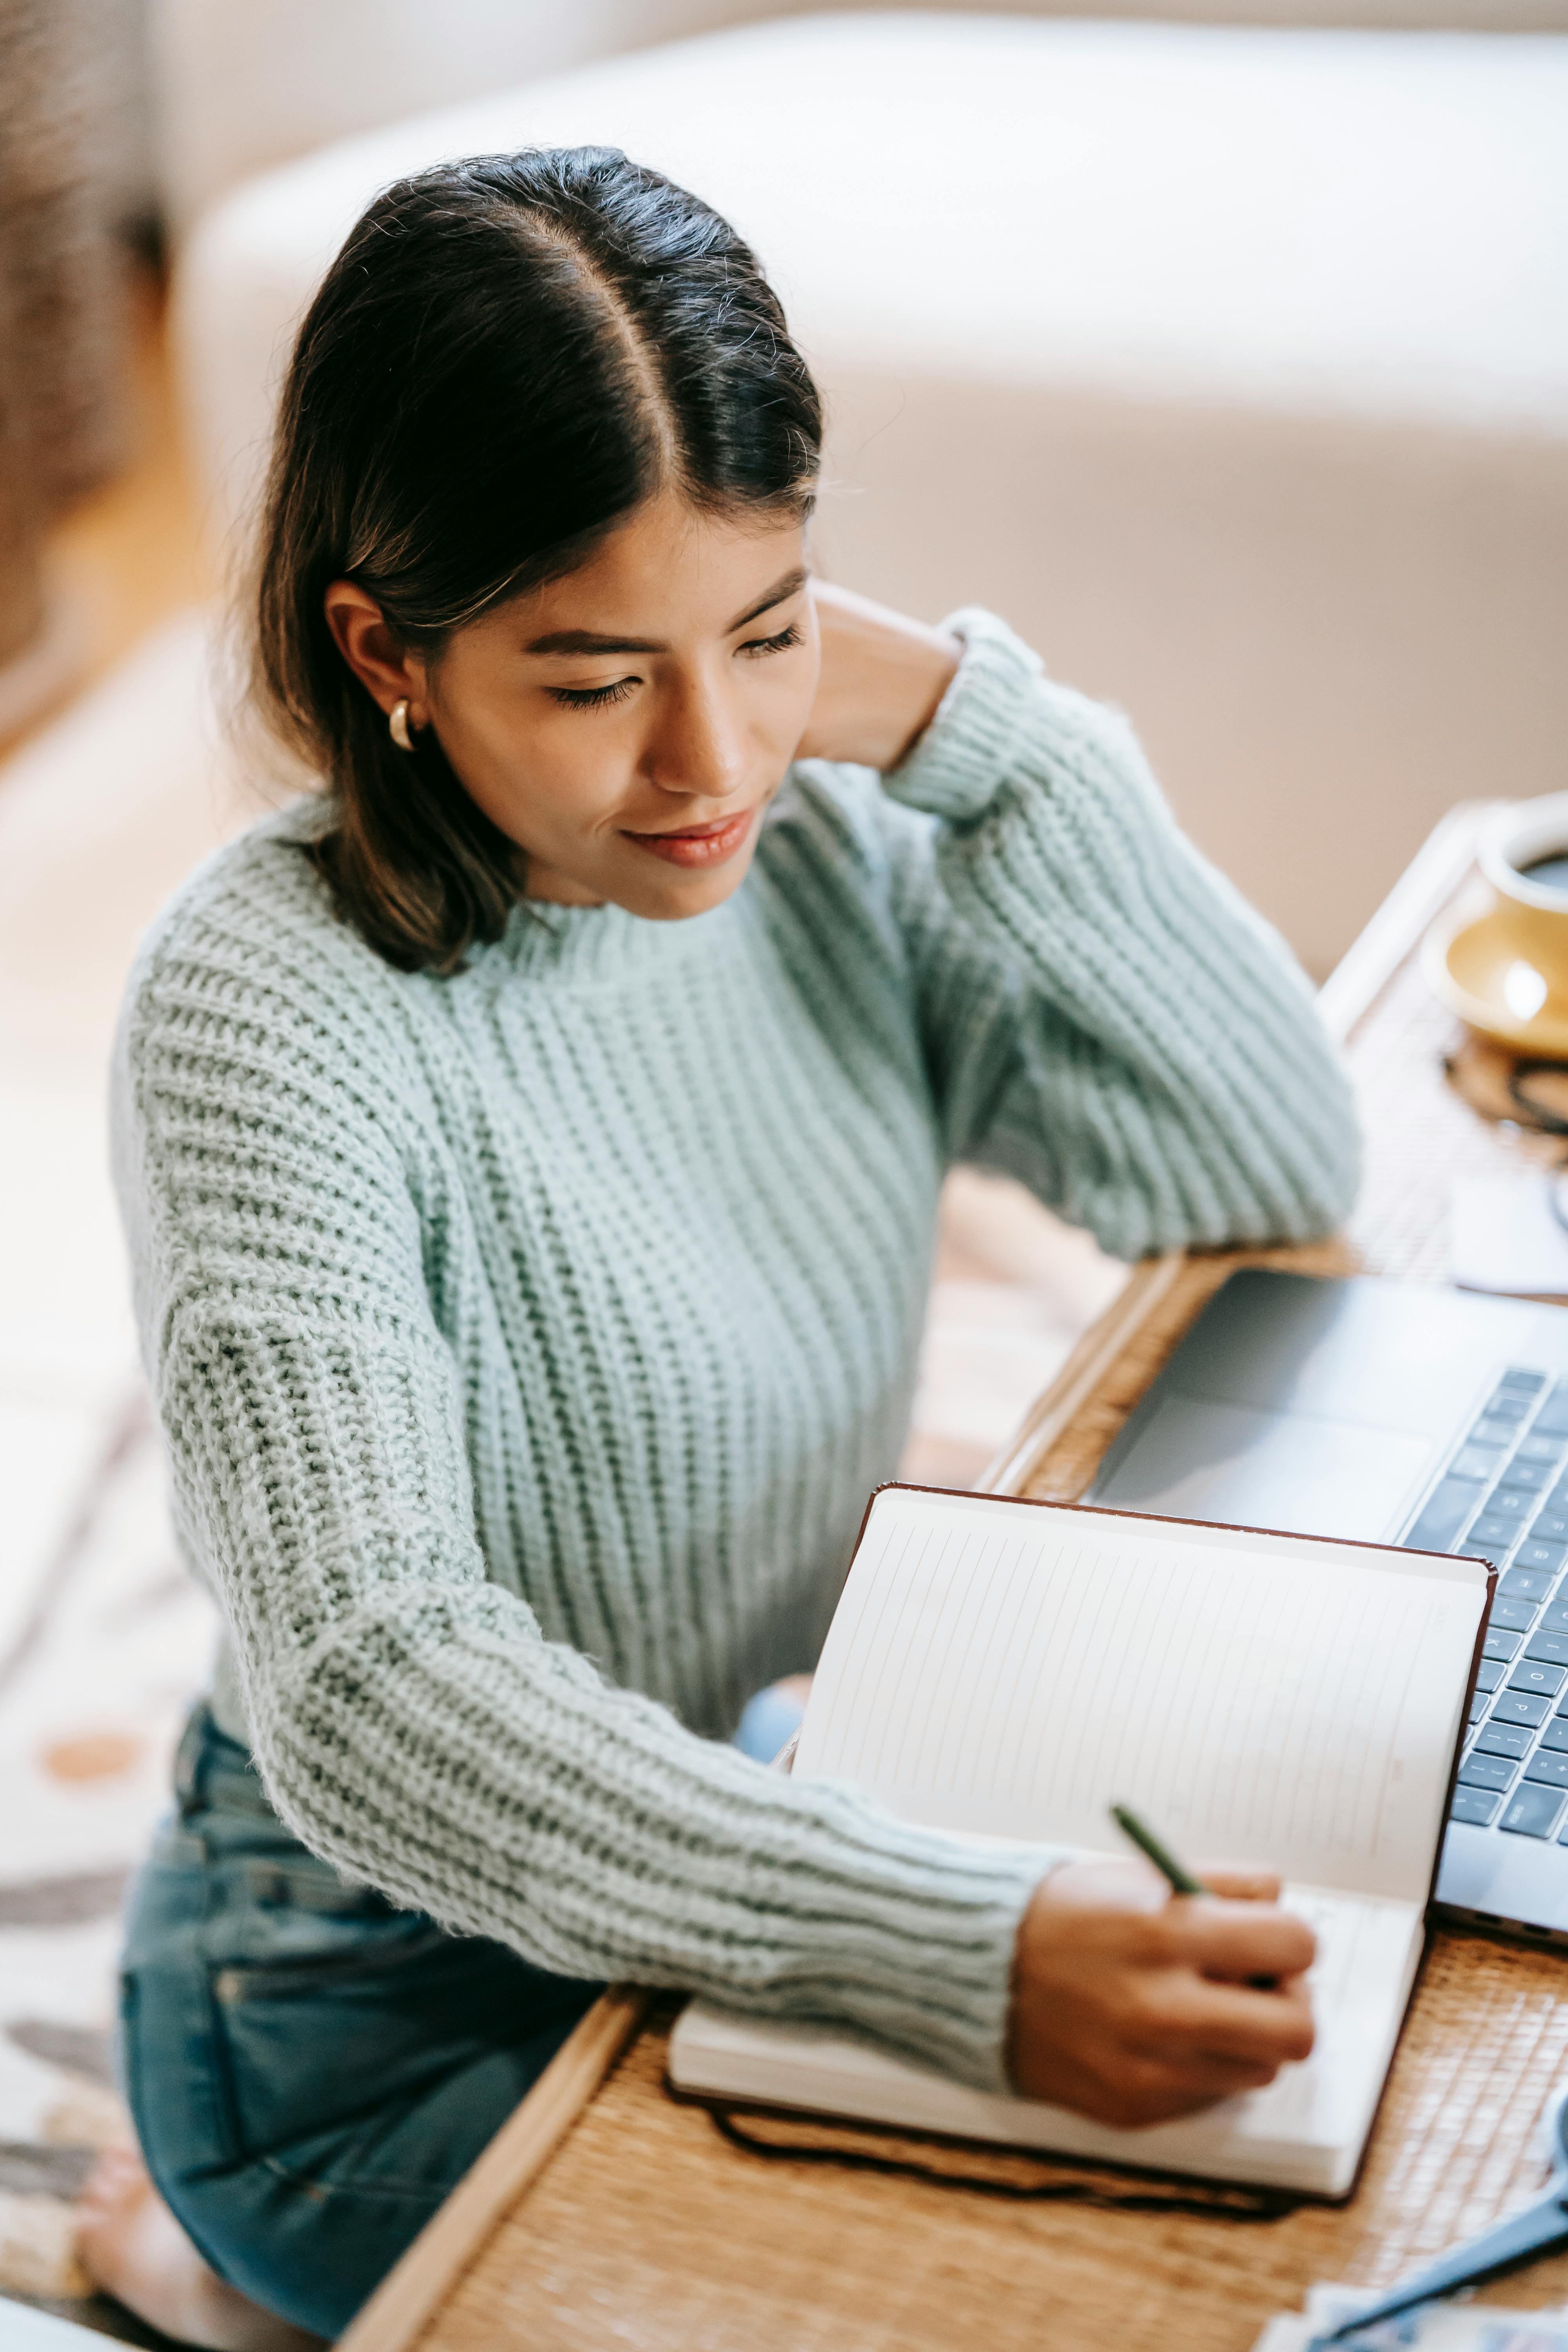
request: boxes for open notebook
[668,1484,1493,2196]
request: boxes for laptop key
[1517,1541,1568,1576]
[1541,1719,1568,1751]
[1531,1510,1568,1545]
[1502,1784,1568,1837]
[1527,1632,1568,1668]
[1526,1751,1568,1788]
[1534,1382,1568,1438]
[1499,1369,1548,1394]
[1470,1690,1492,1724]
[1539,1599,1568,1635]
[1500,1460,1553,1495]
[1494,1490,1539,1523]
[1501,1567,1555,1601]
[1451,1444,1504,1482]
[1477,1722,1535,1758]
[1452,1786,1503,1826]
[1495,1598,1540,1632]
[1472,1416,1528,1449]
[1476,1660,1506,1691]
[1460,1754,1519,1792]
[1519,1433,1568,1465]
[1485,1630,1523,1661]
[1501,1784,1566,1837]
[1494,1693,1552,1727]
[1510,1662,1567,1698]
[1406,1479,1483,1551]
[1486,1395,1536,1423]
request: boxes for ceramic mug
[1423,793,1568,1053]
[1478,794,1568,1021]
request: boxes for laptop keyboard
[1405,1368,1568,1840]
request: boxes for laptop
[1088,1269,1568,1942]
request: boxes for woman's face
[328,488,821,920]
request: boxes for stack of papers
[1451,1175,1568,1298]
[1254,2284,1568,2350]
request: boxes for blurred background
[0,0,1564,2332]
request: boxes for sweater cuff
[882,607,1044,824]
[802,1824,1059,2096]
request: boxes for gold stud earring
[389,698,416,752]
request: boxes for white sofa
[173,11,1568,974]
[148,0,1568,237]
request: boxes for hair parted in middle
[252,145,824,973]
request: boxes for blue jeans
[118,1707,601,2337]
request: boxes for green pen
[1110,1802,1280,1989]
[1110,1802,1206,1895]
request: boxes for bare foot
[76,2147,327,2351]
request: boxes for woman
[81,147,1350,2347]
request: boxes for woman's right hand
[1007,1857,1318,2127]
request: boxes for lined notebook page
[793,1489,1486,1898]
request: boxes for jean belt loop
[172,1701,215,1819]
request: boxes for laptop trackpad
[1094,1396,1437,1543]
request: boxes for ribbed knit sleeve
[111,925,1051,2094]
[881,610,1359,1259]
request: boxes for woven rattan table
[342,806,1568,2352]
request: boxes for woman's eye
[739,622,804,660]
[549,678,639,710]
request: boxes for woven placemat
[420,1937,1568,2352]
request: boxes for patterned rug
[0,1387,216,2343]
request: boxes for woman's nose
[644,677,746,802]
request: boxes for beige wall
[816,376,1568,976]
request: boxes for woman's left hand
[797,581,960,773]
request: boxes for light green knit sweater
[112,611,1357,2091]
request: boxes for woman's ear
[323,581,431,722]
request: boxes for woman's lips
[622,810,754,869]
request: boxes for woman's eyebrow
[523,625,662,655]
[726,567,808,632]
[522,568,808,658]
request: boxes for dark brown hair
[251,147,822,973]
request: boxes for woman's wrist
[797,581,960,771]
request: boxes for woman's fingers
[1196,1865,1282,1904]
[1101,1978,1315,2123]
[1165,1895,1317,1985]
[1086,2047,1287,2127]
[1129,1973,1317,2069]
